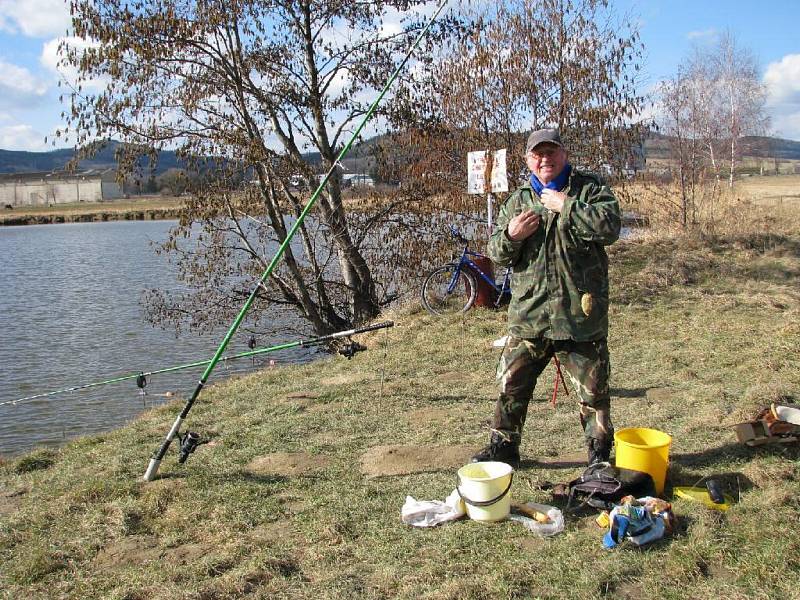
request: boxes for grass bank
[0,196,183,226]
[2,206,799,599]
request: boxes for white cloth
[401,489,466,527]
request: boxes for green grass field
[1,197,799,599]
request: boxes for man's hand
[541,189,567,213]
[507,209,541,241]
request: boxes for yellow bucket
[614,428,672,494]
[456,461,514,522]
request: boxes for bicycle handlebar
[448,225,469,245]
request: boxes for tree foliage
[384,0,647,208]
[59,0,459,337]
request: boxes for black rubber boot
[587,438,612,466]
[471,432,520,468]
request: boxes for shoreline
[0,207,183,226]
[2,199,649,228]
[0,197,184,226]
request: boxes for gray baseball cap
[526,128,563,153]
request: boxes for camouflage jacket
[487,169,621,341]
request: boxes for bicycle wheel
[421,264,478,315]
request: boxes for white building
[342,173,374,187]
[0,170,123,207]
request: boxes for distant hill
[0,140,373,175]
[643,131,800,160]
[3,133,799,175]
[0,142,183,175]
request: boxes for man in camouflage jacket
[472,128,621,468]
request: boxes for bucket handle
[457,473,514,507]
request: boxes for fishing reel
[338,341,367,360]
[136,372,147,395]
[177,431,202,464]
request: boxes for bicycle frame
[449,246,511,306]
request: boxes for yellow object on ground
[511,502,551,523]
[457,461,514,523]
[596,511,611,528]
[614,427,672,494]
[673,486,733,511]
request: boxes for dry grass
[1,198,799,599]
[622,174,800,238]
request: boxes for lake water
[0,220,316,457]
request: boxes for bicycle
[421,226,512,315]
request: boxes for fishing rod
[0,321,395,408]
[142,1,449,481]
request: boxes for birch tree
[712,32,768,187]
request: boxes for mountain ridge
[2,133,799,175]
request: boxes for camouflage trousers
[493,336,613,447]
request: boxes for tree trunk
[300,0,380,325]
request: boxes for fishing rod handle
[354,320,394,334]
[143,415,184,481]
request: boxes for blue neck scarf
[530,163,572,196]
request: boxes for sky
[0,0,799,152]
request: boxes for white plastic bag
[401,488,466,527]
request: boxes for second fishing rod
[0,322,394,408]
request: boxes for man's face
[526,143,568,184]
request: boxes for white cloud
[764,54,800,139]
[686,28,717,41]
[0,59,48,110]
[0,121,48,150]
[40,36,67,73]
[0,0,71,38]
[764,54,800,106]
[41,36,106,91]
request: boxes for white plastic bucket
[457,461,514,522]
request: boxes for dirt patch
[245,452,331,477]
[94,536,162,568]
[163,543,206,565]
[320,373,368,386]
[0,488,26,516]
[646,387,672,403]
[407,407,452,427]
[516,536,548,553]
[436,371,465,385]
[359,444,474,478]
[0,496,19,516]
[532,451,586,468]
[610,580,649,600]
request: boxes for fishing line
[1,322,394,409]
[142,1,449,481]
[378,323,389,400]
